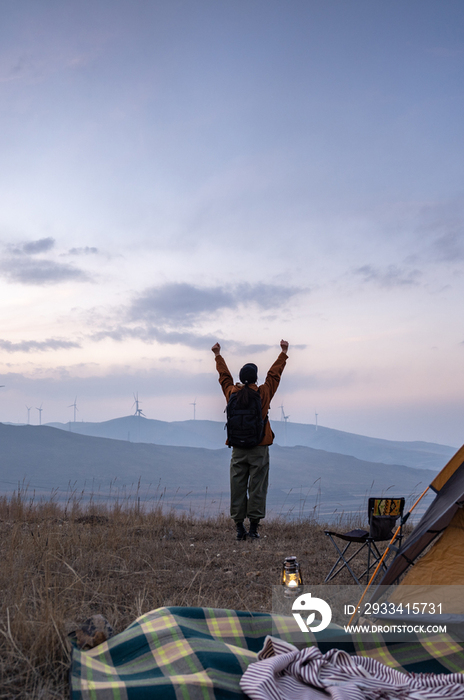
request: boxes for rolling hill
[44,415,456,470]
[0,423,438,520]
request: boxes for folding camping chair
[324,497,405,587]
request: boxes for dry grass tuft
[0,493,372,699]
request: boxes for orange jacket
[215,351,288,446]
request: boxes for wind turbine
[190,398,197,420]
[26,406,31,425]
[279,404,290,446]
[280,404,290,424]
[68,397,78,423]
[36,403,43,426]
[132,393,145,417]
[315,412,318,431]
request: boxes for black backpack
[226,388,267,449]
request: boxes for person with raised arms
[212,340,289,540]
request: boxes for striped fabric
[70,607,464,700]
[241,636,464,700]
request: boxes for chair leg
[367,539,371,583]
[365,540,393,583]
[324,534,368,587]
[324,540,352,581]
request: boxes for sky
[0,0,463,446]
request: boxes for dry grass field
[0,492,372,699]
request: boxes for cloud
[0,237,97,284]
[88,282,307,351]
[9,237,56,255]
[128,282,305,326]
[90,325,306,353]
[0,338,81,353]
[235,283,304,310]
[91,325,219,349]
[431,232,464,263]
[0,258,92,285]
[129,284,235,325]
[67,247,100,256]
[23,237,55,255]
[90,325,271,351]
[354,264,422,288]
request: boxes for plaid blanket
[70,607,464,700]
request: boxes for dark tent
[372,444,464,612]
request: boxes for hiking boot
[235,522,247,541]
[249,521,260,539]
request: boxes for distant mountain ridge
[0,423,438,520]
[44,415,456,470]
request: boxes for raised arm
[212,342,235,399]
[260,340,289,404]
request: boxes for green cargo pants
[229,445,270,523]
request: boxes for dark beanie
[239,363,258,384]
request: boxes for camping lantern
[281,556,303,594]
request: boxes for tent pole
[347,486,430,626]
